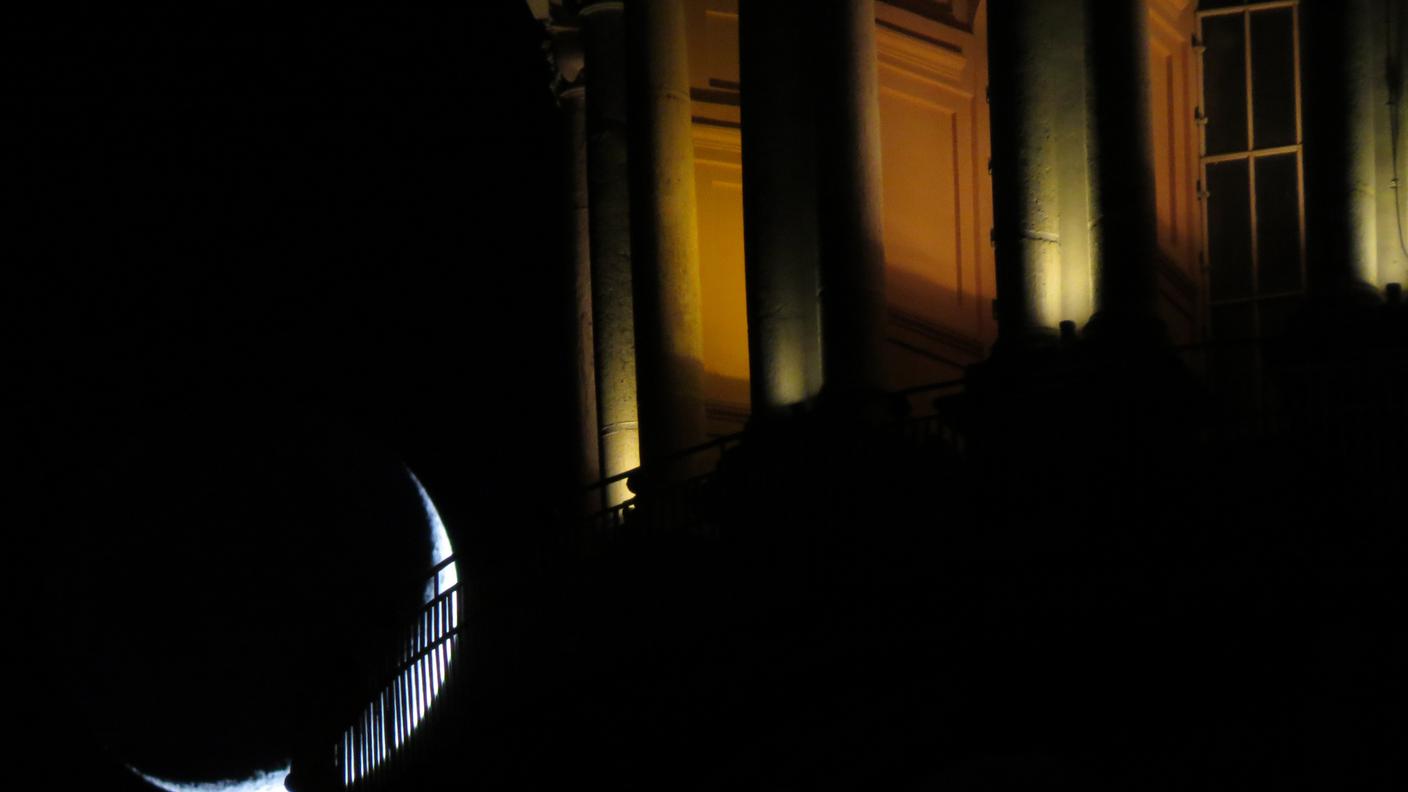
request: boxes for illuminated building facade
[57,0,1396,788]
[531,0,1407,480]
[536,0,1216,501]
[477,0,1406,787]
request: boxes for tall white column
[987,0,1081,345]
[580,1,639,505]
[626,0,708,471]
[814,0,889,401]
[739,0,823,420]
[552,19,601,504]
[987,0,1163,344]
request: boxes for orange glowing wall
[684,0,997,431]
[684,0,749,436]
[874,2,996,391]
[681,0,1204,432]
[1146,0,1203,344]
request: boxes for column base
[1283,280,1388,348]
[816,383,907,426]
[988,325,1063,358]
[1273,281,1408,390]
[1080,310,1171,356]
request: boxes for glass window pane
[1203,14,1248,156]
[1207,159,1254,300]
[1251,8,1297,149]
[1254,152,1302,294]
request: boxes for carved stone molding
[879,0,981,32]
[531,1,585,96]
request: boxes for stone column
[1300,0,1381,298]
[988,0,1163,346]
[625,0,708,470]
[814,0,889,399]
[1389,2,1408,289]
[551,19,601,505]
[987,0,1079,345]
[739,0,823,420]
[580,1,639,505]
[1084,0,1161,335]
[1055,17,1095,330]
[1396,5,1408,286]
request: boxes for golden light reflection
[693,124,752,416]
[677,0,1201,386]
[603,431,640,508]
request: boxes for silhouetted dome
[62,404,433,787]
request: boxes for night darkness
[11,3,564,787]
[11,2,1408,790]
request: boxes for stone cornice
[878,0,978,33]
[875,20,969,84]
[1149,0,1196,12]
[531,1,585,97]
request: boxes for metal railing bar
[583,431,744,493]
[891,377,968,398]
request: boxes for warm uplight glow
[693,126,753,415]
[769,351,810,408]
[130,765,291,792]
[603,442,640,508]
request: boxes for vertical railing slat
[331,557,463,788]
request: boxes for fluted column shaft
[581,1,638,504]
[739,0,823,419]
[626,0,707,469]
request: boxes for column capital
[814,0,890,400]
[546,22,584,91]
[531,3,586,98]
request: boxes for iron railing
[315,334,1406,789]
[331,555,462,789]
[579,431,746,541]
[892,377,968,449]
[572,336,1408,543]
